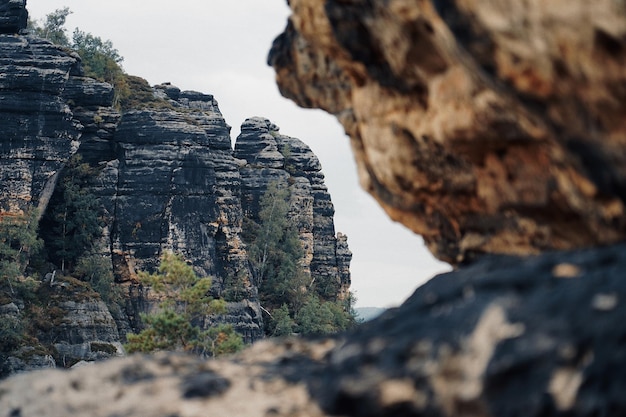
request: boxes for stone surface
[2,243,625,416]
[0,34,82,215]
[1,0,352,375]
[86,89,265,344]
[235,117,351,301]
[269,0,626,264]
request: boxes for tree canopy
[125,252,243,357]
[244,181,356,336]
[28,8,129,107]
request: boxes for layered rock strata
[1,0,352,376]
[269,0,626,264]
[3,242,626,417]
[0,33,81,215]
[83,89,264,343]
[235,117,351,300]
[0,0,27,34]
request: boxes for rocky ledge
[2,242,625,417]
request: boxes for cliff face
[269,0,626,264]
[3,243,626,417]
[0,33,81,215]
[235,117,351,301]
[3,1,626,416]
[0,0,351,373]
[93,88,264,343]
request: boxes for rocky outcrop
[1,0,351,374]
[3,242,626,417]
[0,34,82,215]
[79,86,264,343]
[0,0,27,34]
[269,0,626,264]
[235,117,351,300]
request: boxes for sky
[26,0,450,308]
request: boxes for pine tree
[29,7,72,46]
[125,252,243,356]
[41,155,101,272]
[244,181,357,336]
[0,209,42,294]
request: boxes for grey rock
[0,0,27,34]
[235,117,351,302]
[0,35,81,214]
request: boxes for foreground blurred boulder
[269,0,626,264]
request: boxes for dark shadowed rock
[0,0,27,34]
[0,35,82,215]
[235,117,352,301]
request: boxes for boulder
[269,0,626,264]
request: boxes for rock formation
[0,29,81,215]
[235,117,351,301]
[269,0,626,264]
[0,0,351,376]
[3,0,626,416]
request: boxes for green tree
[248,182,307,310]
[125,252,243,357]
[0,210,42,294]
[72,29,124,81]
[28,8,130,109]
[74,253,118,304]
[29,7,72,46]
[270,304,295,336]
[41,155,101,272]
[244,181,357,336]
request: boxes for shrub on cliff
[0,209,42,298]
[125,252,243,357]
[29,8,129,108]
[28,7,72,46]
[244,182,356,336]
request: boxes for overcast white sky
[27,0,450,308]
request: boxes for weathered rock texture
[97,89,264,343]
[0,34,81,215]
[0,0,351,376]
[235,117,351,300]
[3,242,626,417]
[269,0,626,264]
[0,0,27,34]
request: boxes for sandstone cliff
[235,117,351,301]
[269,0,626,264]
[0,1,350,376]
[0,30,81,215]
[2,243,626,417]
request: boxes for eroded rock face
[3,243,625,417]
[0,0,27,34]
[0,34,82,215]
[235,117,351,301]
[89,91,264,343]
[269,0,626,264]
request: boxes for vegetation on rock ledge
[244,182,356,337]
[125,252,244,357]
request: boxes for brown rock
[269,0,626,263]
